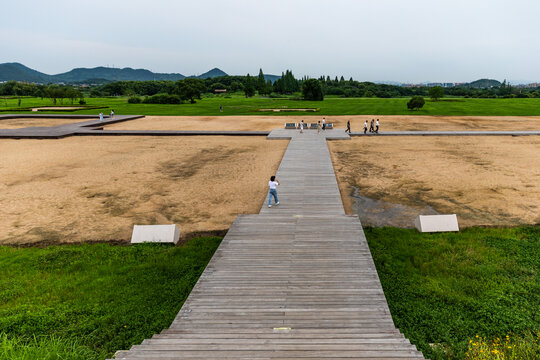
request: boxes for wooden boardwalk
[113,130,425,359]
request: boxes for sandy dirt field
[0,137,287,245]
[105,115,540,132]
[0,117,86,129]
[329,137,540,227]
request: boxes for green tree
[229,81,244,92]
[257,68,266,94]
[429,86,444,101]
[244,74,256,98]
[210,82,227,92]
[302,79,324,101]
[176,78,206,103]
[407,96,425,110]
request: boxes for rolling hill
[0,62,281,84]
[0,63,52,83]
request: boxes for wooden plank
[113,130,425,359]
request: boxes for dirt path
[0,117,87,129]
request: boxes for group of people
[298,117,328,134]
[297,118,378,135]
[364,119,379,134]
[98,109,115,122]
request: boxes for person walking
[268,176,280,208]
[317,120,321,134]
[346,120,351,134]
[110,109,114,120]
[220,105,223,112]
[99,112,103,122]
[322,117,326,130]
[364,120,368,134]
[299,120,304,134]
[375,119,379,133]
[369,119,374,133]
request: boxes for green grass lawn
[365,226,540,360]
[3,96,540,116]
[0,238,221,360]
[1,228,538,360]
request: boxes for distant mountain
[0,62,282,84]
[54,67,185,82]
[464,79,501,88]
[0,63,185,83]
[196,67,228,79]
[264,74,281,83]
[0,62,52,83]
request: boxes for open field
[366,226,540,360]
[0,117,88,129]
[3,96,540,116]
[106,115,540,132]
[0,238,221,360]
[0,136,287,245]
[329,136,540,227]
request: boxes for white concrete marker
[415,214,459,233]
[131,224,180,244]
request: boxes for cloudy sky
[2,0,539,83]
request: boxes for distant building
[214,89,227,93]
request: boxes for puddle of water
[351,187,439,228]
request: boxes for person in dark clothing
[369,119,374,133]
[346,120,351,134]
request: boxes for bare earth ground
[31,107,86,111]
[329,137,540,227]
[0,117,86,129]
[105,115,540,132]
[0,137,287,245]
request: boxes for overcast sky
[2,0,539,83]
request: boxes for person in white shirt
[99,112,103,122]
[375,119,379,133]
[300,120,304,134]
[268,175,280,208]
[110,109,115,119]
[364,120,368,134]
[322,117,326,130]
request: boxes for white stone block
[131,224,180,244]
[415,215,459,233]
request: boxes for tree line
[3,72,540,104]
[0,81,85,105]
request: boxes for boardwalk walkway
[113,129,425,359]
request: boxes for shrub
[127,96,142,104]
[78,99,86,105]
[407,96,425,110]
[142,94,182,104]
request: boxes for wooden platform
[113,131,425,359]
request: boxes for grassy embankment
[365,226,540,360]
[0,238,221,360]
[2,96,540,116]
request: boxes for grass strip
[0,237,221,360]
[365,226,539,360]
